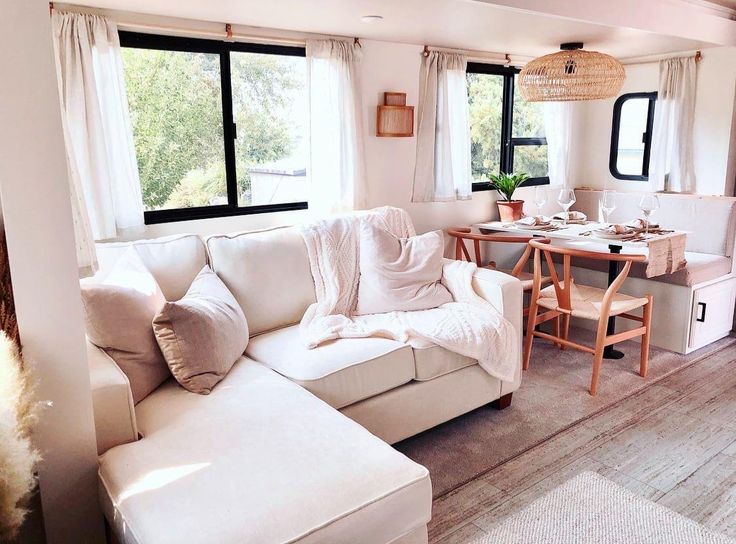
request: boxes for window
[120,32,308,224]
[609,92,657,181]
[467,63,549,191]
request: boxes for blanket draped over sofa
[299,206,519,382]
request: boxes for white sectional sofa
[88,226,523,544]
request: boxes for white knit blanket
[298,207,519,382]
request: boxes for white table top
[475,220,686,252]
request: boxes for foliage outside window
[120,32,308,224]
[609,92,657,181]
[467,63,549,190]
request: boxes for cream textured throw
[299,207,518,382]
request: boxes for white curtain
[649,57,697,193]
[412,52,472,202]
[543,102,573,188]
[51,11,144,260]
[306,39,366,216]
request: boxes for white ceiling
[76,0,718,58]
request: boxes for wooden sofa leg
[492,392,513,410]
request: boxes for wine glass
[601,190,616,225]
[638,193,660,235]
[557,189,576,225]
[534,187,547,218]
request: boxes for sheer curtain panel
[52,11,144,259]
[307,39,366,216]
[649,57,697,193]
[412,51,472,202]
[543,102,574,189]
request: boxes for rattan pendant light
[518,42,626,102]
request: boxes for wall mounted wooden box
[377,92,414,137]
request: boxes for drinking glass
[601,190,616,225]
[557,189,576,225]
[534,187,547,217]
[638,193,660,235]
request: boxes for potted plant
[489,172,530,222]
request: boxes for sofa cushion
[413,344,477,381]
[98,359,431,544]
[564,251,731,287]
[206,227,316,335]
[245,325,415,409]
[95,234,208,301]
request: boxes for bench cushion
[99,359,431,544]
[566,251,731,287]
[246,325,415,409]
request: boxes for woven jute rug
[475,472,735,544]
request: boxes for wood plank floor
[430,341,736,543]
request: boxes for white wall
[575,46,736,196]
[126,38,497,246]
[0,1,104,541]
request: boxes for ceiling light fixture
[360,15,384,23]
[518,42,626,102]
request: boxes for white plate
[591,228,635,240]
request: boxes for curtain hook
[225,23,233,40]
[505,54,511,66]
[423,45,430,58]
[354,37,361,48]
[49,2,54,15]
[695,50,702,63]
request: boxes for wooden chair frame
[447,227,549,277]
[523,240,654,396]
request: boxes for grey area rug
[475,471,736,544]
[395,328,735,498]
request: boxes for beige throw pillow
[153,266,248,394]
[355,223,452,315]
[81,248,170,404]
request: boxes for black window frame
[609,91,657,182]
[467,62,550,192]
[119,31,308,225]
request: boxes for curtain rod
[422,44,532,67]
[48,2,362,48]
[620,49,702,66]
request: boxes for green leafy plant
[488,172,531,201]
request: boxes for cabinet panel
[689,279,736,350]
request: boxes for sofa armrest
[470,267,524,395]
[87,341,138,456]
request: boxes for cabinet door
[689,279,736,350]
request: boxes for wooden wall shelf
[377,92,414,137]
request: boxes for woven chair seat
[536,284,648,320]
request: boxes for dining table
[475,219,688,359]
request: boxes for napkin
[626,218,659,229]
[605,224,631,234]
[552,211,587,222]
[516,215,549,226]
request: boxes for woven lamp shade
[518,47,626,102]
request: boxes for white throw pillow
[80,248,170,404]
[355,223,452,315]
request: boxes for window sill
[144,202,308,225]
[472,176,550,192]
